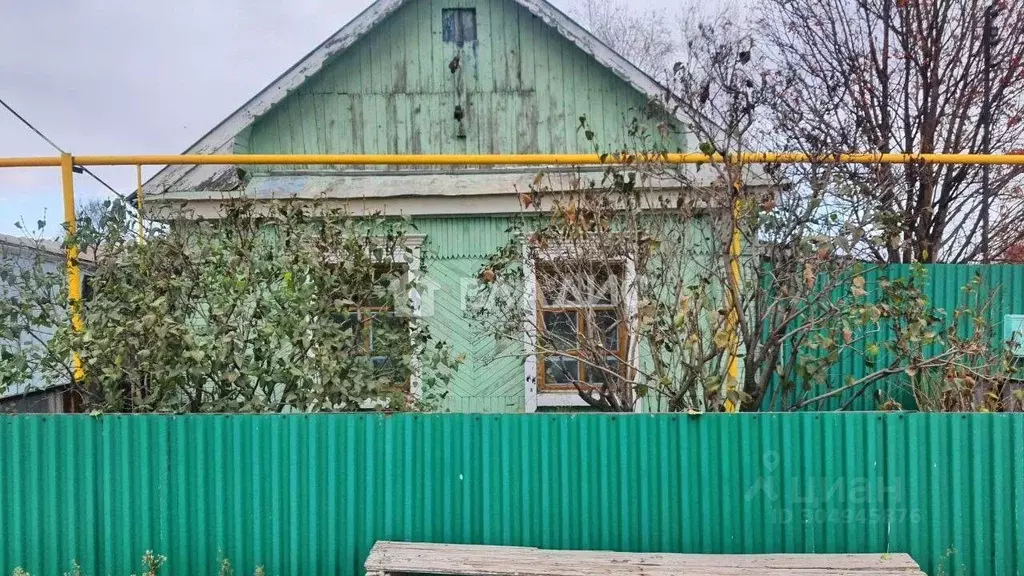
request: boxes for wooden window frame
[534,264,629,393]
[336,235,426,405]
[522,242,640,412]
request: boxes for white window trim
[523,243,539,412]
[358,234,425,409]
[522,242,641,412]
[405,235,424,400]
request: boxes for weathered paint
[414,215,514,258]
[423,257,525,412]
[0,414,1020,576]
[242,0,682,167]
[413,216,526,412]
[764,264,1024,411]
[144,0,681,194]
[412,215,723,412]
[414,232,1024,413]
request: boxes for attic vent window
[442,8,477,46]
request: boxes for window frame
[336,235,426,407]
[522,242,639,412]
[535,264,629,393]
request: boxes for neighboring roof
[141,0,674,198]
[0,234,95,264]
[0,235,91,400]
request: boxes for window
[535,262,628,392]
[339,308,407,379]
[442,8,477,46]
[334,263,410,385]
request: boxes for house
[0,234,90,413]
[140,0,738,412]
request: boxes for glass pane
[333,312,363,347]
[537,264,621,306]
[369,264,403,308]
[366,311,406,353]
[442,8,477,45]
[592,309,621,351]
[537,269,575,306]
[586,356,621,385]
[588,268,619,305]
[544,355,579,385]
[369,356,408,390]
[542,311,578,351]
[370,355,396,374]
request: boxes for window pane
[537,263,621,306]
[366,311,406,353]
[592,309,621,351]
[586,356,621,385]
[537,269,576,306]
[544,355,579,385]
[370,355,396,374]
[588,268,619,305]
[333,312,364,347]
[442,8,477,45]
[542,311,578,351]
[369,264,403,308]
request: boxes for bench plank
[365,542,925,575]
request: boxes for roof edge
[142,0,675,198]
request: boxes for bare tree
[568,0,678,80]
[469,11,1018,412]
[761,0,1024,263]
[76,198,109,230]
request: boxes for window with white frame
[334,263,410,383]
[330,235,425,402]
[523,248,638,410]
[536,262,628,391]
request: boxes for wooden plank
[364,541,925,576]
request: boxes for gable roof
[142,0,673,197]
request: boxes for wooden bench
[364,541,925,575]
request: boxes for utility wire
[0,96,125,199]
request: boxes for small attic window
[442,8,477,46]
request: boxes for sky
[0,0,690,237]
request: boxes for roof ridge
[140,0,672,198]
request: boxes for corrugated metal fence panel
[1,414,1022,575]
[766,264,1024,411]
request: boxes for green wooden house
[141,0,720,412]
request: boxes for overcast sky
[0,0,687,236]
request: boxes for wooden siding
[243,0,683,162]
[413,216,719,412]
[423,256,525,412]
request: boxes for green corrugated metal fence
[1,414,1022,575]
[766,264,1024,411]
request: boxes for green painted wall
[414,220,1024,413]
[1,414,1021,576]
[412,215,725,413]
[240,0,683,160]
[217,0,695,411]
[414,216,523,412]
